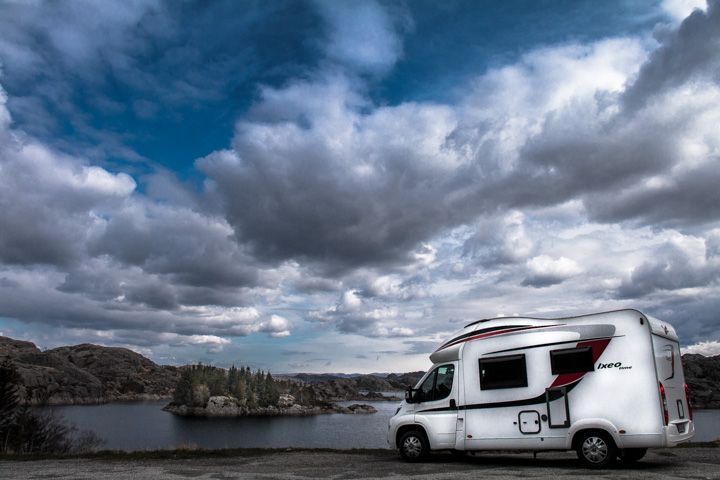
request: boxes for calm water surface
[49,401,720,451]
[52,399,400,451]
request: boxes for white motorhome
[388,309,694,468]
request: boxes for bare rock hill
[284,371,425,394]
[682,354,720,409]
[0,336,178,405]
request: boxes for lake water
[48,401,720,451]
[51,400,401,451]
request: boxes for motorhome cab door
[411,364,458,449]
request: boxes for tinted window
[479,354,528,390]
[417,365,455,402]
[550,347,594,375]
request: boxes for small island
[161,364,379,416]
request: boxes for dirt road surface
[2,448,720,480]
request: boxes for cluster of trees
[0,359,106,454]
[172,364,317,408]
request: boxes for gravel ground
[2,448,720,480]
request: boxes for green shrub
[0,359,107,454]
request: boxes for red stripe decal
[436,325,561,352]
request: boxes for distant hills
[1,335,718,408]
[682,354,720,409]
[0,335,421,406]
[278,372,425,393]
[0,335,177,405]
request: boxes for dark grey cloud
[521,275,565,288]
[622,0,720,113]
[305,289,411,336]
[641,295,720,347]
[86,196,263,289]
[461,213,534,267]
[0,137,135,268]
[513,118,677,207]
[615,240,720,299]
[403,340,437,356]
[197,91,470,272]
[585,160,720,229]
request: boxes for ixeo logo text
[597,362,633,370]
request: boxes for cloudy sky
[1,0,719,374]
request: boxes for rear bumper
[614,421,694,449]
[666,420,695,446]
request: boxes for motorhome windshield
[409,364,454,403]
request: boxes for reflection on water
[49,399,401,451]
[47,400,719,451]
[693,410,720,442]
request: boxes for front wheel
[399,430,430,462]
[576,431,617,469]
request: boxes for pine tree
[173,368,195,406]
[265,372,280,406]
[234,379,246,404]
[227,365,238,393]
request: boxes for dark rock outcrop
[49,343,178,399]
[162,394,377,417]
[283,371,425,392]
[310,378,400,402]
[311,379,359,401]
[682,354,720,409]
[0,336,178,405]
[385,371,426,389]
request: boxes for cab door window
[418,365,455,402]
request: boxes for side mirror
[405,387,417,404]
[450,399,457,410]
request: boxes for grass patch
[0,446,397,462]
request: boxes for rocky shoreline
[161,394,376,417]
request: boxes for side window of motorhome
[549,346,595,375]
[479,354,528,390]
[418,365,455,402]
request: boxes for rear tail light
[660,382,669,426]
[685,383,693,421]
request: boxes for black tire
[620,447,647,463]
[449,449,466,460]
[399,430,430,462]
[575,431,617,469]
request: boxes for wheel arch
[568,419,622,450]
[568,426,622,450]
[395,424,428,449]
[573,428,619,469]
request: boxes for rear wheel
[399,430,430,462]
[620,448,647,463]
[575,431,617,469]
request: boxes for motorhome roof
[431,309,655,364]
